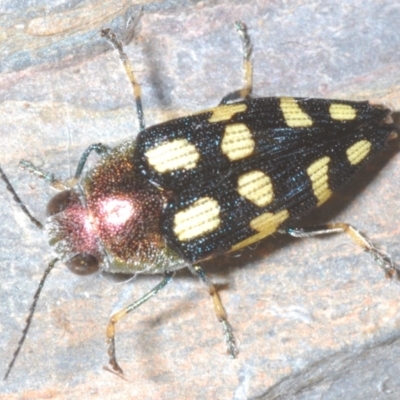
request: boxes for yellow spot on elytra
[307,156,332,206]
[145,139,200,173]
[208,103,247,123]
[221,123,255,161]
[237,170,274,207]
[174,197,220,241]
[346,140,372,165]
[230,209,289,252]
[280,97,313,127]
[329,103,357,120]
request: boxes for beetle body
[3,23,399,379]
[46,97,394,274]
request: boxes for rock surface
[1,1,400,399]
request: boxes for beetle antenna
[0,165,43,229]
[4,258,59,380]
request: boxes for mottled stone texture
[1,1,400,399]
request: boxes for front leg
[106,271,175,375]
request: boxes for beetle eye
[46,190,72,216]
[65,253,99,275]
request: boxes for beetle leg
[219,21,253,105]
[101,28,146,132]
[106,271,174,375]
[190,264,238,358]
[73,143,109,179]
[282,223,399,280]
